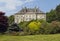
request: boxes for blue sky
[0,0,60,16]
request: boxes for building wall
[24,13,36,21]
[37,14,46,20]
[14,15,24,23]
[14,13,46,24]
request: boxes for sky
[0,0,60,16]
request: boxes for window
[29,15,31,17]
[25,18,29,21]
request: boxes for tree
[46,9,57,22]
[8,15,14,25]
[0,12,8,34]
[46,4,60,22]
[9,23,21,32]
[56,4,60,21]
[18,21,29,35]
[8,23,22,35]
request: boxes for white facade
[14,7,46,24]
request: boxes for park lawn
[0,34,60,41]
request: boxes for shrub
[40,21,52,34]
[40,21,60,34]
[18,20,60,35]
[19,21,28,29]
[50,21,60,34]
[28,21,41,35]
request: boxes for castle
[14,7,46,24]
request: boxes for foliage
[8,23,22,35]
[46,4,60,22]
[50,21,60,34]
[46,9,57,22]
[18,21,30,35]
[9,23,20,32]
[8,15,14,25]
[28,21,41,34]
[56,4,60,21]
[0,12,8,34]
[19,21,28,28]
[18,20,60,35]
[40,21,60,34]
[18,21,29,31]
[40,21,51,34]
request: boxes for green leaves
[8,15,14,24]
[46,9,56,22]
[56,4,60,21]
[28,21,41,32]
[46,4,60,22]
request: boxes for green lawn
[0,34,60,41]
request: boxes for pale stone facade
[14,7,46,24]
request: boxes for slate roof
[15,7,45,15]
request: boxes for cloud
[0,0,34,15]
[25,0,34,2]
[0,0,23,11]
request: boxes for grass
[0,34,60,41]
